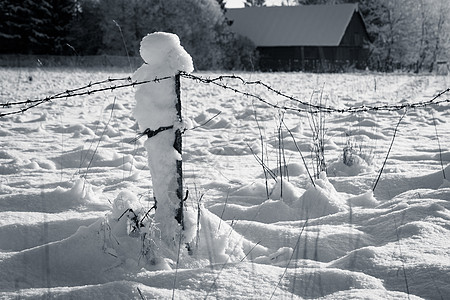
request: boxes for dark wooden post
[174,73,184,229]
[301,46,305,70]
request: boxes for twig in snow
[270,219,308,300]
[75,115,102,180]
[189,111,222,131]
[140,201,157,224]
[218,188,230,231]
[172,227,184,300]
[372,109,408,192]
[393,214,411,299]
[196,193,204,249]
[252,102,270,199]
[277,111,288,199]
[137,287,146,300]
[240,241,261,262]
[204,188,271,300]
[247,143,278,181]
[281,120,315,188]
[83,97,117,186]
[307,85,327,179]
[113,20,133,74]
[431,110,446,180]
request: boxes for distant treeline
[1,0,449,72]
[356,0,450,73]
[0,0,256,70]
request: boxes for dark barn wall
[258,47,321,72]
[338,11,370,67]
[340,12,369,47]
[258,12,369,72]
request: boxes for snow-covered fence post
[174,73,184,228]
[132,33,194,243]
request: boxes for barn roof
[227,4,360,47]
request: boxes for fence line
[0,54,144,69]
[0,75,171,117]
[180,72,450,113]
[1,72,449,118]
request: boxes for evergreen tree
[0,0,34,53]
[0,0,77,54]
[98,0,137,56]
[27,0,53,54]
[47,0,77,54]
[0,0,17,53]
[68,0,103,55]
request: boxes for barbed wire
[0,75,171,117]
[179,72,450,114]
[1,72,449,118]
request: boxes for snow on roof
[227,4,359,47]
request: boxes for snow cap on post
[140,32,194,74]
[132,32,193,131]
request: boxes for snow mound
[292,172,348,219]
[103,189,266,271]
[209,173,350,223]
[0,211,103,252]
[0,218,118,290]
[270,178,305,204]
[209,199,295,223]
[104,102,125,110]
[328,155,373,176]
[0,281,163,300]
[285,268,385,298]
[348,190,379,207]
[0,178,108,213]
[374,164,450,199]
[321,289,424,300]
[235,221,373,263]
[52,146,135,169]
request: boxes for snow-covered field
[0,66,449,299]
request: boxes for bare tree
[245,0,266,7]
[428,0,449,72]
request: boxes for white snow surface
[0,65,449,300]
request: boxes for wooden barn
[227,4,370,71]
